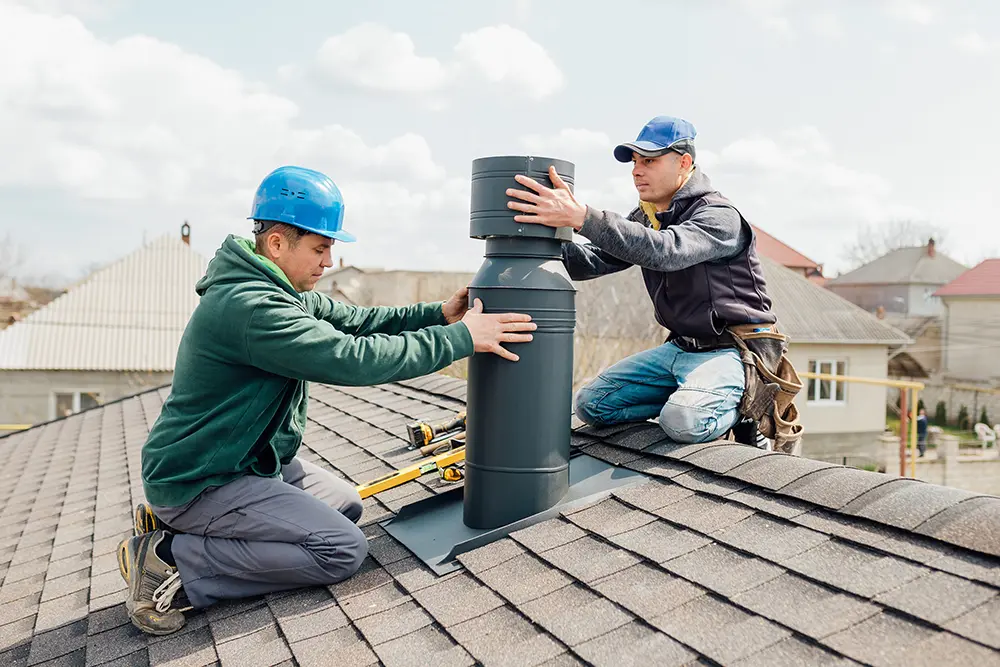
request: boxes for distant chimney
[181,222,191,245]
[927,237,935,257]
[339,257,344,268]
[876,305,885,319]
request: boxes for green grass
[885,416,977,445]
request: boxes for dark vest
[630,192,775,341]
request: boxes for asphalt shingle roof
[828,245,967,287]
[1,375,998,666]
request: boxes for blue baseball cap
[614,115,697,163]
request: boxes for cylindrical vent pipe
[463,156,577,530]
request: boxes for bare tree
[842,219,947,270]
[0,233,24,280]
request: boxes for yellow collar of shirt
[639,201,661,230]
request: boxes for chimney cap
[181,221,191,245]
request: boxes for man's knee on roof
[658,388,738,443]
[309,522,368,582]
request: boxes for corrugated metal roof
[572,256,911,345]
[762,256,912,345]
[934,259,1000,297]
[0,235,207,371]
[828,244,967,286]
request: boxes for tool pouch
[724,322,804,454]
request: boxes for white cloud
[453,25,564,99]
[0,4,477,277]
[315,23,451,94]
[954,31,998,54]
[519,128,611,157]
[313,22,564,100]
[885,0,934,25]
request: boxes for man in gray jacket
[507,115,774,447]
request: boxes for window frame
[806,359,848,405]
[50,390,102,420]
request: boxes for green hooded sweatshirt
[141,235,474,507]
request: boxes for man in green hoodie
[117,165,536,636]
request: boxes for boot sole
[129,615,185,636]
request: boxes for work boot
[117,530,188,635]
[730,418,772,451]
[134,502,162,537]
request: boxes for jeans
[575,341,745,443]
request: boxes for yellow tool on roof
[356,441,466,499]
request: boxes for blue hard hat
[248,166,355,243]
[614,116,697,163]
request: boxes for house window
[807,360,847,404]
[52,391,101,419]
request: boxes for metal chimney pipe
[463,156,577,530]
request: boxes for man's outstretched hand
[506,165,587,231]
[442,286,470,324]
[461,298,536,362]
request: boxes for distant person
[507,115,802,451]
[917,407,928,456]
[116,165,536,636]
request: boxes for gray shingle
[289,627,379,667]
[213,623,292,667]
[371,624,474,667]
[604,424,671,451]
[339,583,412,622]
[268,589,350,644]
[791,508,897,549]
[783,540,929,598]
[776,466,896,510]
[607,520,711,563]
[448,605,565,667]
[455,538,525,575]
[914,496,1000,557]
[210,604,277,644]
[0,591,39,626]
[711,514,830,562]
[671,468,749,496]
[0,615,35,653]
[663,544,785,597]
[86,605,130,636]
[518,583,632,646]
[34,589,88,633]
[875,571,997,625]
[579,443,643,466]
[650,594,791,663]
[329,559,394,600]
[84,623,148,667]
[726,455,837,491]
[353,600,433,646]
[944,597,1000,649]
[591,563,706,619]
[611,480,695,512]
[473,552,573,606]
[727,487,815,520]
[643,440,722,460]
[575,620,696,667]
[732,573,880,639]
[731,637,856,667]
[841,479,983,530]
[510,518,586,554]
[894,631,1000,667]
[678,443,771,475]
[146,626,218,667]
[824,612,940,666]
[537,535,640,584]
[563,498,655,537]
[655,494,755,534]
[410,572,505,627]
[622,455,694,479]
[25,618,87,665]
[383,557,460,595]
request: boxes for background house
[318,253,911,465]
[0,277,63,329]
[826,238,967,317]
[0,227,207,432]
[933,258,1000,383]
[751,224,827,285]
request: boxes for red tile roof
[934,259,1000,297]
[752,225,821,270]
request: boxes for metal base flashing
[381,453,648,575]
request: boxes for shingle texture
[0,374,997,666]
[0,235,208,371]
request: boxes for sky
[1,0,998,286]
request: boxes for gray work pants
[152,457,367,609]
